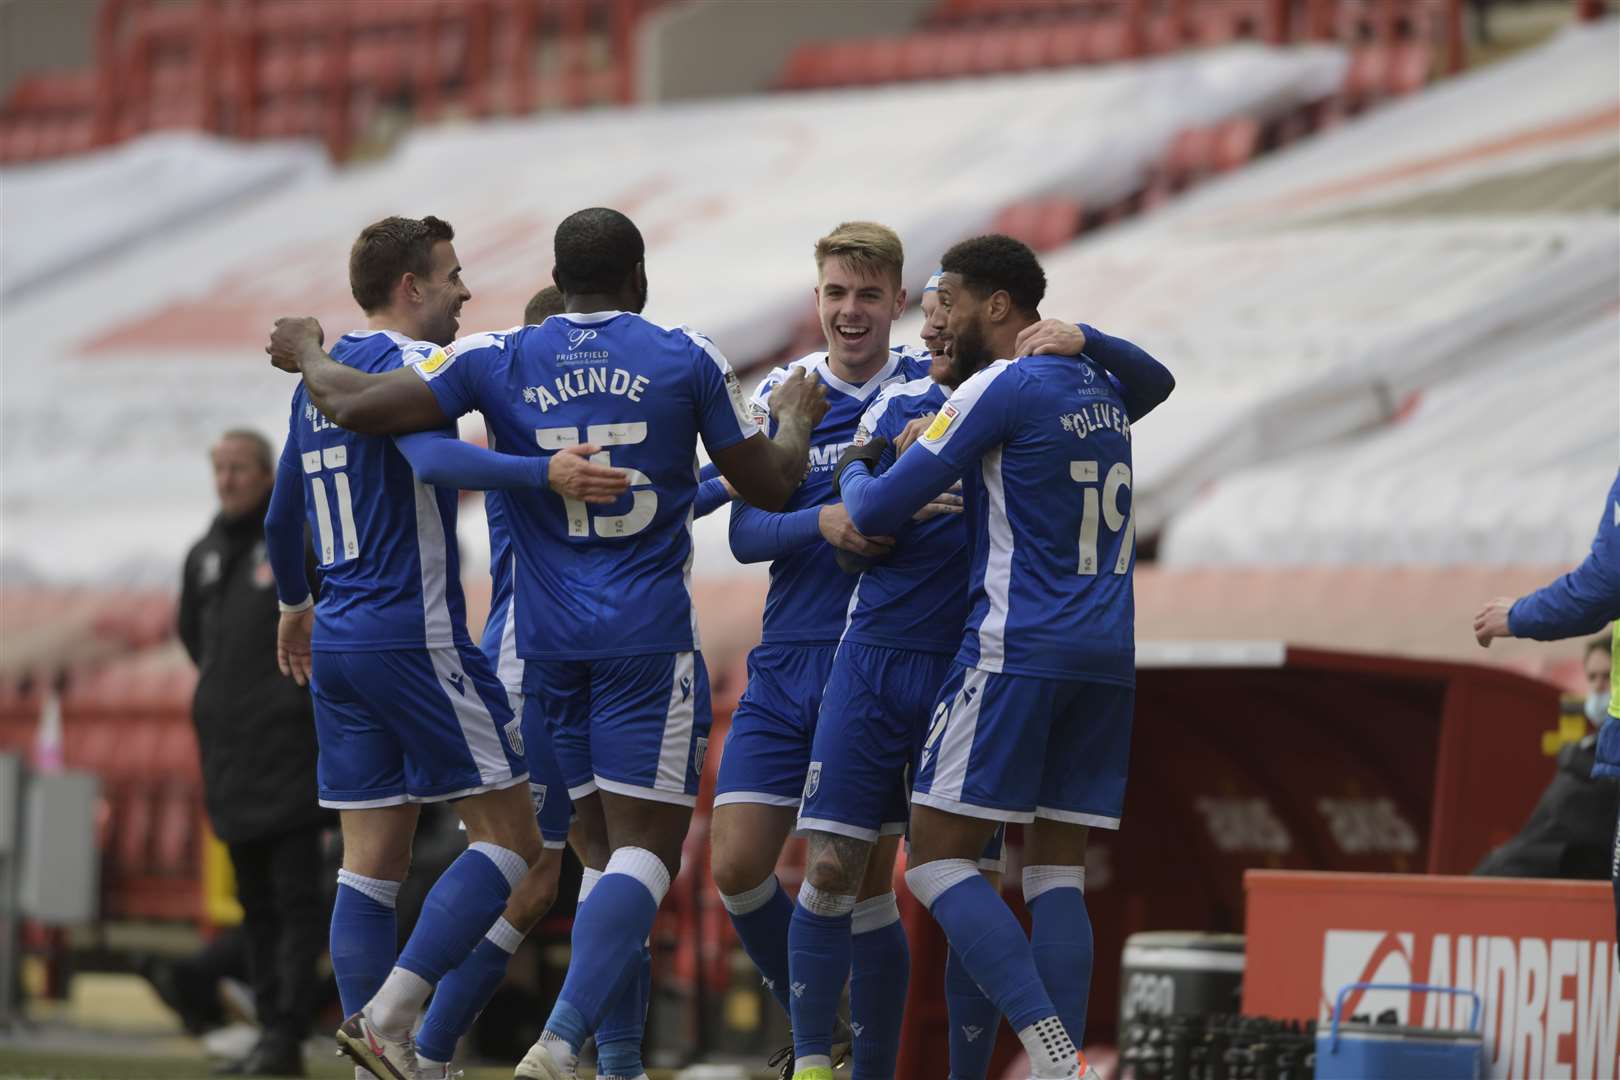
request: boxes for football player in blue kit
[465,282,652,1080]
[787,268,1172,1080]
[406,285,608,1078]
[707,222,941,1076]
[711,223,1090,1079]
[266,207,828,1080]
[834,235,1172,1080]
[264,215,626,1080]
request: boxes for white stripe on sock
[1023,864,1085,903]
[903,858,978,909]
[797,881,856,918]
[719,873,779,915]
[337,869,401,908]
[605,846,671,905]
[851,891,901,935]
[485,916,525,954]
[578,867,603,908]
[467,841,528,889]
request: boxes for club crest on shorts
[694,736,709,776]
[504,717,525,756]
[804,760,823,800]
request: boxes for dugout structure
[894,641,1563,1079]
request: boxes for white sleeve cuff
[278,596,314,614]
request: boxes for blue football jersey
[415,311,757,661]
[841,376,970,655]
[286,330,472,651]
[480,490,522,689]
[743,347,931,645]
[918,354,1136,683]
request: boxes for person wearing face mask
[1472,634,1617,881]
[1475,468,1620,937]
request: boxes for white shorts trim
[911,790,1034,824]
[541,838,568,850]
[713,791,801,809]
[1035,806,1121,829]
[879,820,908,837]
[594,774,697,808]
[409,771,529,805]
[568,779,600,801]
[321,792,411,810]
[795,816,880,844]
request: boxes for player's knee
[508,828,544,869]
[343,845,411,882]
[505,857,560,928]
[710,843,772,898]
[804,837,864,896]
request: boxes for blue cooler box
[1317,982,1483,1080]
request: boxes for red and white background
[1244,870,1618,1080]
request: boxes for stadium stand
[1162,312,1619,566]
[0,42,1343,586]
[0,0,663,164]
[888,19,1620,546]
[0,131,326,301]
[1,2,1616,1072]
[772,0,1462,93]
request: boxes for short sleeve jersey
[917,354,1137,683]
[746,346,931,645]
[415,311,757,661]
[286,329,472,651]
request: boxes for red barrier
[1243,870,1616,1080]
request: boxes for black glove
[833,438,888,498]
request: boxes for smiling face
[919,289,954,386]
[816,255,906,377]
[934,271,996,386]
[415,239,471,346]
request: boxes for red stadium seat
[1044,22,1091,67]
[115,786,155,874]
[936,30,979,78]
[896,33,945,82]
[1386,42,1432,95]
[1146,13,1184,54]
[972,27,1022,76]
[152,787,199,876]
[1211,117,1260,172]
[1343,46,1391,110]
[859,39,906,85]
[1088,19,1130,63]
[776,45,825,91]
[1007,25,1049,71]
[991,198,1084,251]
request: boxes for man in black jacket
[179,428,328,1077]
[1473,636,1618,880]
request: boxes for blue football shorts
[524,651,712,807]
[714,643,838,810]
[311,643,526,809]
[797,641,953,842]
[912,664,1133,828]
